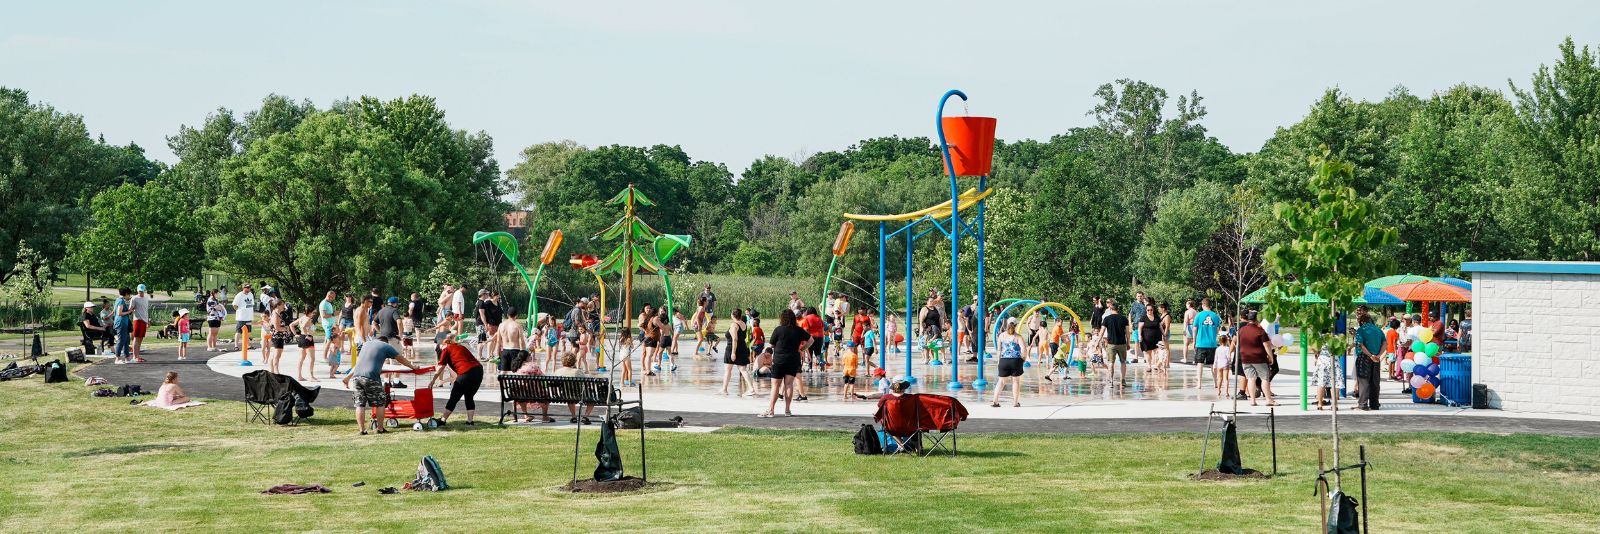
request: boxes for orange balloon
[1417,382,1436,399]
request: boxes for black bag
[1217,418,1244,474]
[66,348,87,363]
[273,396,295,425]
[43,360,68,383]
[92,388,117,397]
[615,407,644,429]
[294,392,315,419]
[117,384,144,397]
[594,421,624,482]
[1326,490,1360,534]
[853,424,883,455]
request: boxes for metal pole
[1360,445,1369,534]
[904,228,915,384]
[1300,333,1309,411]
[936,89,967,391]
[972,174,989,389]
[878,221,888,371]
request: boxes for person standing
[130,284,151,362]
[1354,311,1385,410]
[699,284,717,316]
[1459,308,1473,352]
[990,318,1025,407]
[291,305,318,381]
[1191,299,1222,381]
[477,290,503,361]
[431,332,485,426]
[205,289,226,352]
[1235,310,1277,406]
[720,308,752,396]
[787,291,804,316]
[344,336,419,435]
[1139,306,1163,373]
[1099,301,1131,385]
[230,284,256,348]
[760,309,810,418]
[318,291,339,363]
[450,284,467,325]
[1089,296,1105,361]
[801,306,827,373]
[496,307,529,372]
[1128,291,1148,363]
[436,283,454,325]
[1181,300,1198,364]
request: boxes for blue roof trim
[1460,261,1600,275]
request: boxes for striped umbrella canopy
[1240,286,1398,305]
[1366,274,1433,288]
[1432,276,1472,290]
[1381,280,1472,303]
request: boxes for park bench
[498,373,647,484]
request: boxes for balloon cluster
[1400,328,1443,402]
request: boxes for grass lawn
[2,369,1598,533]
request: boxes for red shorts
[132,320,148,338]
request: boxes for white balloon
[1282,333,1296,346]
[1413,352,1430,364]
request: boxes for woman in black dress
[761,309,810,418]
[720,308,752,395]
[1139,306,1163,373]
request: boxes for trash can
[1438,353,1472,407]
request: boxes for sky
[5,1,1600,174]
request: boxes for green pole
[1300,333,1309,411]
[661,269,676,317]
[527,263,545,338]
[821,255,840,317]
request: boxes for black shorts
[863,347,875,357]
[207,319,222,328]
[773,358,802,378]
[998,358,1024,377]
[295,335,315,349]
[499,349,530,372]
[1195,347,1217,366]
[270,336,286,349]
[843,375,857,384]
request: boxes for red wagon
[381,365,437,429]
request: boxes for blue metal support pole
[878,221,888,371]
[904,226,915,384]
[972,173,989,389]
[938,89,967,391]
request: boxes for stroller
[381,365,437,430]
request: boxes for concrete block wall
[1472,272,1600,416]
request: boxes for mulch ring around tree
[1190,468,1268,481]
[559,476,659,493]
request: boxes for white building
[1464,261,1600,416]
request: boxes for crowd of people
[90,276,1474,428]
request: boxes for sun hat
[178,308,190,316]
[82,301,95,309]
[872,368,886,377]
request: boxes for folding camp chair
[874,394,968,457]
[242,370,321,425]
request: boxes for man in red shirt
[1235,310,1277,406]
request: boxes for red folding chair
[874,393,968,457]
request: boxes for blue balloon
[1428,375,1442,387]
[1412,365,1431,378]
[1427,364,1440,376]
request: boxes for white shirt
[232,291,256,322]
[451,290,465,316]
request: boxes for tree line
[2,38,1597,313]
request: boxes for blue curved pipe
[988,300,1059,353]
[936,89,966,390]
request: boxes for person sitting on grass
[343,336,420,435]
[550,351,595,424]
[144,371,204,410]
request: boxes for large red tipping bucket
[940,116,997,177]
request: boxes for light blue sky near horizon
[4,1,1599,174]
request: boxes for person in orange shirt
[1383,318,1400,379]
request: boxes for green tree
[1384,85,1519,274]
[1263,151,1397,359]
[0,241,54,308]
[0,87,156,285]
[66,182,203,291]
[1504,37,1600,260]
[1133,180,1230,299]
[729,242,780,276]
[505,140,585,209]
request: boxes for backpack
[853,424,883,455]
[117,384,144,397]
[614,406,645,429]
[43,360,68,383]
[408,455,448,491]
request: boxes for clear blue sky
[5,1,1598,172]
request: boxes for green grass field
[2,369,1597,533]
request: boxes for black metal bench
[499,374,647,484]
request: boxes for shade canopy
[1240,285,1404,306]
[1381,280,1472,303]
[1432,276,1472,290]
[1366,274,1434,288]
